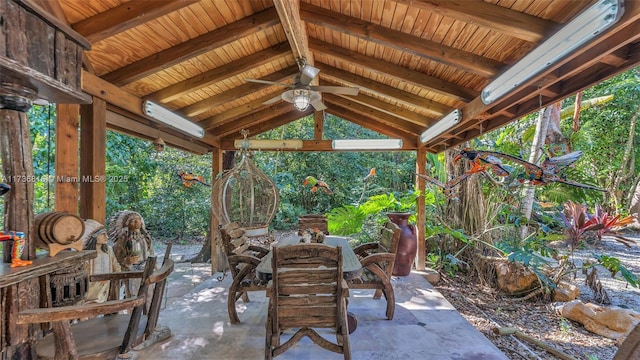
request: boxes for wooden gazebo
[1,1,640,356]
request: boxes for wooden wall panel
[55,104,79,214]
[80,97,107,224]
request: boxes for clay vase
[386,212,417,276]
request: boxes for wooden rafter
[324,94,423,136]
[214,102,306,137]
[71,0,199,43]
[149,42,291,103]
[235,108,315,138]
[103,7,280,85]
[180,65,298,117]
[395,0,553,43]
[198,93,283,130]
[309,38,477,103]
[273,0,311,63]
[301,3,503,78]
[316,63,451,116]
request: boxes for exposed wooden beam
[322,80,434,126]
[213,102,296,137]
[325,101,419,144]
[218,139,417,151]
[71,0,198,43]
[55,104,79,214]
[273,0,310,62]
[103,7,280,85]
[180,65,298,117]
[79,97,107,224]
[316,63,451,116]
[236,109,314,138]
[150,43,291,103]
[324,94,424,135]
[301,3,502,77]
[198,93,284,130]
[309,38,477,103]
[395,0,553,43]
[81,70,219,148]
[314,111,323,140]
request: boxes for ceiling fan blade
[245,78,292,87]
[263,94,284,105]
[310,99,327,111]
[309,86,359,96]
[299,64,320,86]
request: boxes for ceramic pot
[386,212,417,276]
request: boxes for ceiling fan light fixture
[481,0,623,105]
[292,89,311,111]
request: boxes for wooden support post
[210,148,223,274]
[314,111,324,140]
[415,147,427,271]
[0,105,36,262]
[79,97,107,224]
[54,104,80,214]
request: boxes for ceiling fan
[245,58,359,111]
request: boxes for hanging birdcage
[211,142,279,237]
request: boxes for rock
[556,300,640,340]
[495,261,538,295]
[552,281,580,302]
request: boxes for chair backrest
[271,244,344,330]
[379,221,401,255]
[121,244,175,353]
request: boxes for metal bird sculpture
[416,173,473,200]
[178,171,210,187]
[460,149,605,191]
[302,176,333,194]
[453,148,512,177]
[363,168,376,183]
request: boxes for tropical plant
[587,203,637,247]
[558,201,604,248]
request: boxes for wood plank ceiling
[46,0,640,154]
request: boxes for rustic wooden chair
[220,223,269,323]
[265,244,351,360]
[16,246,175,360]
[613,322,640,360]
[347,221,401,320]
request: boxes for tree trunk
[520,105,553,237]
[572,91,583,132]
[610,102,639,209]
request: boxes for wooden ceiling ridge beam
[103,7,280,85]
[309,38,477,102]
[301,3,502,78]
[394,0,552,43]
[180,65,299,117]
[71,0,199,43]
[326,105,418,147]
[324,94,422,136]
[149,42,291,103]
[273,0,311,63]
[81,70,219,148]
[315,62,451,116]
[198,93,285,130]
[320,79,433,127]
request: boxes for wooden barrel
[34,211,85,248]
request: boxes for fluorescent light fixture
[332,139,403,150]
[234,139,304,150]
[143,100,205,138]
[481,0,623,105]
[420,109,461,143]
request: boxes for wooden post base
[48,239,83,257]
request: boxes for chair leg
[227,281,241,324]
[373,288,383,300]
[265,310,273,360]
[342,302,351,360]
[383,284,395,320]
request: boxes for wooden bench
[347,221,401,320]
[16,245,174,360]
[220,223,269,324]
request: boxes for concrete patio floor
[133,263,508,360]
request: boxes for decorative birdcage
[212,140,279,237]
